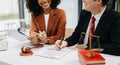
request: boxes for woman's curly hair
[25,0,61,16]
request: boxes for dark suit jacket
[66,7,120,56]
[30,8,66,44]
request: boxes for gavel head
[21,46,31,53]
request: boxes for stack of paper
[35,45,71,59]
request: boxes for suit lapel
[84,16,91,33]
[37,14,46,31]
[94,7,111,40]
[47,9,57,35]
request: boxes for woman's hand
[38,31,48,43]
[28,36,40,44]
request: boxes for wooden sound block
[32,46,43,48]
[20,51,33,56]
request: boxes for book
[78,50,105,65]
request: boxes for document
[7,29,28,42]
[35,45,71,59]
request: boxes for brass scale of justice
[76,22,104,57]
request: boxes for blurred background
[0,0,120,40]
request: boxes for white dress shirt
[44,14,49,31]
[84,7,106,45]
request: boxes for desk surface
[0,37,120,65]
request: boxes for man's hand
[55,40,68,50]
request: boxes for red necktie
[88,16,96,41]
[91,16,96,35]
[88,16,96,50]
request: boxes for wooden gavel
[20,45,43,56]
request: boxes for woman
[25,0,66,44]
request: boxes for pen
[17,28,28,37]
[58,38,64,50]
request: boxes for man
[55,0,120,56]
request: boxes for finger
[40,37,46,41]
[55,44,60,51]
[55,41,61,50]
[30,40,37,44]
[60,44,64,49]
[60,41,67,49]
[31,33,37,37]
[42,31,46,34]
[39,31,42,33]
